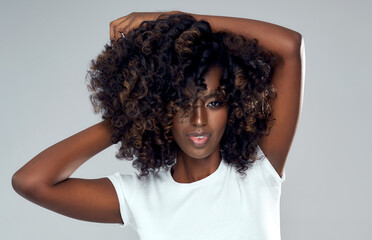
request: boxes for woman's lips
[188,136,210,148]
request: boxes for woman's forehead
[194,65,223,96]
[204,65,223,87]
[178,65,225,102]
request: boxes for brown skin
[171,65,228,183]
[12,11,303,225]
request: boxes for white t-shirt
[106,145,286,240]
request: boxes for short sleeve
[256,145,286,186]
[106,172,139,229]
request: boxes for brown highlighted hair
[86,13,279,178]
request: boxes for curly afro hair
[86,13,280,178]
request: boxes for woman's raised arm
[110,11,301,56]
[12,120,123,224]
[189,12,302,57]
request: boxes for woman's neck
[170,149,222,183]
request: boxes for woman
[12,11,304,239]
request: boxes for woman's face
[171,65,228,160]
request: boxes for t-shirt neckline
[167,158,227,188]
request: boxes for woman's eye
[208,101,224,108]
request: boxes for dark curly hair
[86,13,280,178]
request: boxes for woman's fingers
[109,12,173,42]
[110,15,131,41]
[110,13,142,41]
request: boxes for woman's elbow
[12,171,29,196]
[12,170,43,199]
[282,32,302,58]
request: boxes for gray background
[1,0,371,239]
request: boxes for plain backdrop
[1,0,371,239]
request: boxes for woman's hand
[109,11,180,41]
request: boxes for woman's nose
[190,102,207,127]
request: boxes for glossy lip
[187,135,211,148]
[186,131,211,148]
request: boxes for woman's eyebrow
[203,90,221,100]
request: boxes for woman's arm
[12,120,123,223]
[110,11,301,56]
[187,11,302,58]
